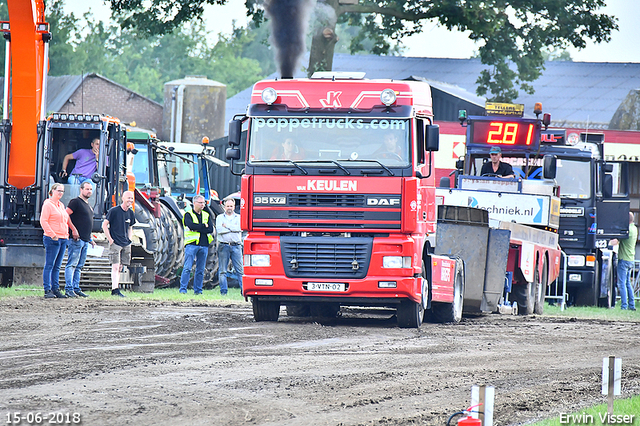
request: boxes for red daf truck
[226,73,511,327]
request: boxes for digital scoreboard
[467,117,541,151]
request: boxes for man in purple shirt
[61,138,102,185]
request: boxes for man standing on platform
[102,191,136,297]
[64,181,95,297]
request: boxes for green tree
[109,0,617,102]
[0,0,264,102]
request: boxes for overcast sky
[67,0,639,63]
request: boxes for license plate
[307,282,345,292]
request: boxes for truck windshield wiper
[292,159,351,175]
[252,160,308,175]
[342,159,394,176]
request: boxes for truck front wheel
[252,299,280,322]
[397,300,424,328]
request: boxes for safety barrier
[545,250,567,311]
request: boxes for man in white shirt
[215,198,243,295]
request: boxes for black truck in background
[540,130,629,307]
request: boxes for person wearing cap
[480,146,515,178]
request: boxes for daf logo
[367,196,400,206]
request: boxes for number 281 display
[468,118,541,150]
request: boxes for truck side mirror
[604,163,613,173]
[228,120,242,146]
[543,154,557,179]
[226,147,241,161]
[425,125,439,151]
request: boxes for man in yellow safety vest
[179,194,214,295]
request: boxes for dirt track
[0,297,639,426]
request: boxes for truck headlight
[568,255,585,267]
[383,256,411,268]
[245,254,270,267]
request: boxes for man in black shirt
[64,181,95,297]
[179,195,214,295]
[102,191,136,297]
[480,146,515,178]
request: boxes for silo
[162,76,226,144]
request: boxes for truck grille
[289,194,365,207]
[281,236,372,279]
[253,193,401,230]
[558,216,587,248]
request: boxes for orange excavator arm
[3,0,49,189]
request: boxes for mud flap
[482,229,511,311]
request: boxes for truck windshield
[556,159,591,199]
[158,154,197,195]
[248,116,411,167]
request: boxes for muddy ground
[0,297,639,426]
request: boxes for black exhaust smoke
[265,0,314,78]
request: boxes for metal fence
[545,254,640,309]
[545,251,567,311]
[628,260,640,304]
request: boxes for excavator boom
[4,0,49,189]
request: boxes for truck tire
[598,258,615,308]
[397,300,424,328]
[397,260,430,328]
[514,262,537,315]
[252,299,280,322]
[431,260,464,324]
[534,260,547,315]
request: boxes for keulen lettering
[307,179,357,191]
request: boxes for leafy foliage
[0,0,266,102]
[107,0,617,102]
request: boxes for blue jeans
[617,259,636,310]
[218,243,243,295]
[180,244,208,294]
[68,175,93,185]
[65,239,89,292]
[43,236,68,292]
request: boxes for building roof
[0,73,162,113]
[226,54,640,130]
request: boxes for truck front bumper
[243,275,423,307]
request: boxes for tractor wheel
[134,200,160,268]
